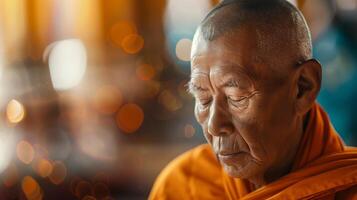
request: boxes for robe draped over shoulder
[149,103,357,199]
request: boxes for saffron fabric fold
[149,103,357,199]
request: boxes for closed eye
[227,92,258,108]
[228,97,248,108]
[198,97,212,107]
[228,96,247,102]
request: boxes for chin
[221,161,263,180]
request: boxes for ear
[294,59,322,115]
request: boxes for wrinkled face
[189,27,301,180]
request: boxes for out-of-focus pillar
[0,0,27,63]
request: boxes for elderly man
[149,0,357,199]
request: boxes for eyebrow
[187,78,241,95]
[220,78,239,88]
[186,81,209,94]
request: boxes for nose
[207,98,234,136]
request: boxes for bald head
[190,0,322,185]
[198,0,312,64]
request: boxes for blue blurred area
[315,25,357,146]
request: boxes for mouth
[217,152,245,165]
[218,152,243,158]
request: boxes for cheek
[232,118,264,155]
[233,94,296,164]
[230,103,269,162]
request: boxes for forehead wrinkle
[210,63,259,83]
[210,70,256,92]
[217,76,243,89]
[190,70,214,93]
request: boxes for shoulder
[156,144,216,184]
[149,144,224,200]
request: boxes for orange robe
[149,103,357,199]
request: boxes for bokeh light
[175,38,192,62]
[0,0,27,62]
[141,80,161,99]
[116,103,144,133]
[92,85,123,115]
[6,99,25,123]
[77,128,118,161]
[70,177,83,195]
[75,181,94,199]
[336,0,357,11]
[165,0,211,32]
[158,90,183,112]
[184,124,196,138]
[47,39,87,91]
[35,158,53,178]
[16,140,35,165]
[49,161,67,185]
[110,20,137,47]
[121,34,144,54]
[136,64,156,81]
[22,176,43,200]
[1,0,356,199]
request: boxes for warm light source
[49,161,67,185]
[141,81,161,99]
[116,103,144,133]
[136,64,156,81]
[92,85,123,115]
[46,39,87,91]
[110,20,137,47]
[22,176,43,200]
[75,181,94,199]
[121,34,144,54]
[35,158,53,178]
[77,128,118,161]
[6,99,25,123]
[16,140,35,165]
[158,90,183,112]
[0,0,27,62]
[175,39,192,62]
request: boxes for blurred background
[0,0,356,199]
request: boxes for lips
[218,152,242,157]
[217,152,244,163]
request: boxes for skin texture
[189,0,322,190]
